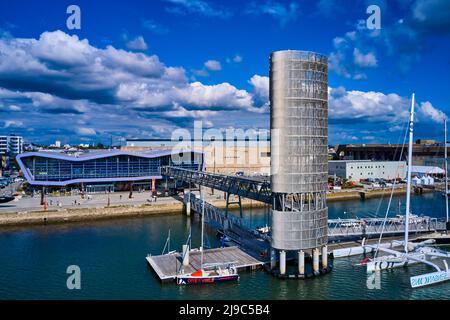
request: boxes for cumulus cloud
[329,0,450,78]
[204,60,221,71]
[227,55,243,64]
[76,127,97,136]
[232,55,242,63]
[0,30,446,144]
[0,30,270,142]
[353,48,377,67]
[329,27,379,79]
[125,36,148,51]
[419,101,448,122]
[246,1,299,26]
[329,86,446,125]
[3,120,23,128]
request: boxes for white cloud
[329,86,446,125]
[125,36,148,51]
[3,120,23,128]
[248,75,269,105]
[8,104,21,111]
[353,48,377,67]
[232,55,243,63]
[164,0,232,18]
[246,1,299,26]
[76,127,97,136]
[204,60,221,71]
[419,101,448,122]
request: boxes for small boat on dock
[176,263,239,285]
[176,186,239,286]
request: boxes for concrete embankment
[0,188,435,227]
[0,198,267,227]
[327,187,434,202]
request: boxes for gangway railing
[184,193,248,230]
[184,193,446,242]
[163,166,272,204]
[328,217,445,239]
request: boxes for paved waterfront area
[0,189,229,214]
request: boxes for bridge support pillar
[225,193,243,218]
[270,249,276,269]
[322,245,328,269]
[298,250,305,276]
[313,248,320,275]
[186,199,191,216]
[164,177,168,196]
[40,186,45,205]
[279,250,286,275]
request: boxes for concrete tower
[270,50,328,276]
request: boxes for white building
[0,136,7,154]
[0,135,23,155]
[329,160,407,182]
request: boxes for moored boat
[176,264,239,285]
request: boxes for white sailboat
[176,187,239,285]
[362,93,450,288]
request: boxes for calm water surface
[0,192,449,300]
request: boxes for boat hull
[366,253,425,272]
[411,271,450,288]
[176,274,239,285]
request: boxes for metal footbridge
[163,167,446,243]
[162,166,272,204]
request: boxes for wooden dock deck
[146,246,264,282]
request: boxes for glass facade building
[16,150,202,186]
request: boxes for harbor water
[0,192,449,300]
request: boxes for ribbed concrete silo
[270,50,329,277]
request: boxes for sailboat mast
[445,119,449,224]
[405,93,415,252]
[200,186,205,268]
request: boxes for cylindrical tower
[270,50,328,253]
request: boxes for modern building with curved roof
[16,149,203,187]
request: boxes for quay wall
[0,188,435,227]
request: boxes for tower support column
[313,248,320,275]
[322,245,328,269]
[298,250,305,275]
[279,250,286,275]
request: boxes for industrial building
[335,141,446,166]
[328,160,407,181]
[269,50,329,277]
[123,138,271,176]
[16,149,203,192]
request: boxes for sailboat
[176,187,239,285]
[361,93,450,288]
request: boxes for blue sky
[0,0,449,145]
